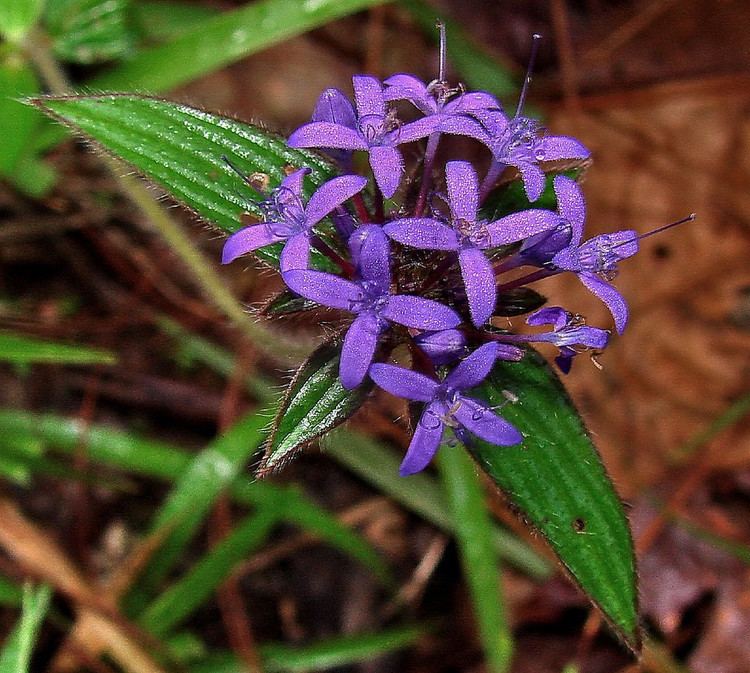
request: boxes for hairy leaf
[466,351,639,649]
[33,94,337,269]
[262,334,373,475]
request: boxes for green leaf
[0,54,42,176]
[130,0,218,43]
[90,0,388,92]
[140,509,279,637]
[261,289,319,317]
[0,0,45,42]
[0,574,24,607]
[437,447,512,673]
[191,625,428,673]
[324,428,551,578]
[495,287,547,317]
[33,94,336,269]
[0,409,390,585]
[129,409,268,609]
[466,351,639,649]
[45,0,135,64]
[261,333,373,476]
[0,583,52,673]
[0,331,116,365]
[7,151,57,197]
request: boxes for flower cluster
[222,39,643,476]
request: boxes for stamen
[611,213,696,251]
[437,20,447,84]
[516,33,542,118]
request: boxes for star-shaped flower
[370,342,522,475]
[288,75,439,198]
[283,226,462,389]
[548,176,638,334]
[221,169,367,272]
[384,160,560,327]
[524,307,609,373]
[471,109,590,201]
[383,73,499,140]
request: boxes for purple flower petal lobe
[340,312,382,389]
[381,295,461,330]
[283,270,361,310]
[369,364,439,402]
[400,402,446,476]
[453,397,522,445]
[459,247,496,327]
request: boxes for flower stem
[496,268,555,292]
[23,29,306,362]
[311,236,355,276]
[352,193,372,223]
[414,132,441,217]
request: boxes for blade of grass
[91,0,390,92]
[324,428,551,578]
[131,0,218,42]
[0,583,52,673]
[437,446,512,673]
[190,624,428,673]
[127,409,269,610]
[0,331,116,365]
[0,410,390,584]
[0,574,24,607]
[141,508,278,636]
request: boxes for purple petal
[279,232,311,272]
[381,295,461,330]
[390,116,441,145]
[369,363,439,401]
[538,134,590,161]
[222,224,284,264]
[355,225,391,290]
[437,114,489,141]
[305,175,367,226]
[283,269,361,310]
[312,88,357,128]
[369,145,403,198]
[383,74,435,115]
[278,167,310,197]
[472,109,509,138]
[579,272,629,334]
[454,396,522,445]
[444,92,501,113]
[550,245,582,272]
[400,401,446,476]
[414,329,467,365]
[446,161,479,223]
[517,162,546,202]
[288,122,367,151]
[553,176,586,246]
[608,230,639,260]
[340,312,382,389]
[487,209,560,246]
[496,344,525,361]
[527,306,569,330]
[353,75,386,118]
[383,218,459,251]
[445,342,499,390]
[459,247,496,327]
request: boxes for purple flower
[548,176,638,334]
[413,328,467,365]
[222,169,367,272]
[288,75,440,198]
[471,109,590,201]
[283,226,462,389]
[370,342,522,475]
[383,73,499,139]
[525,307,609,373]
[384,161,560,327]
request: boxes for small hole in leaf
[573,517,586,533]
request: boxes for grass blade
[0,583,52,673]
[0,331,116,365]
[190,624,428,673]
[90,0,389,92]
[0,410,390,583]
[438,446,512,672]
[140,509,279,636]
